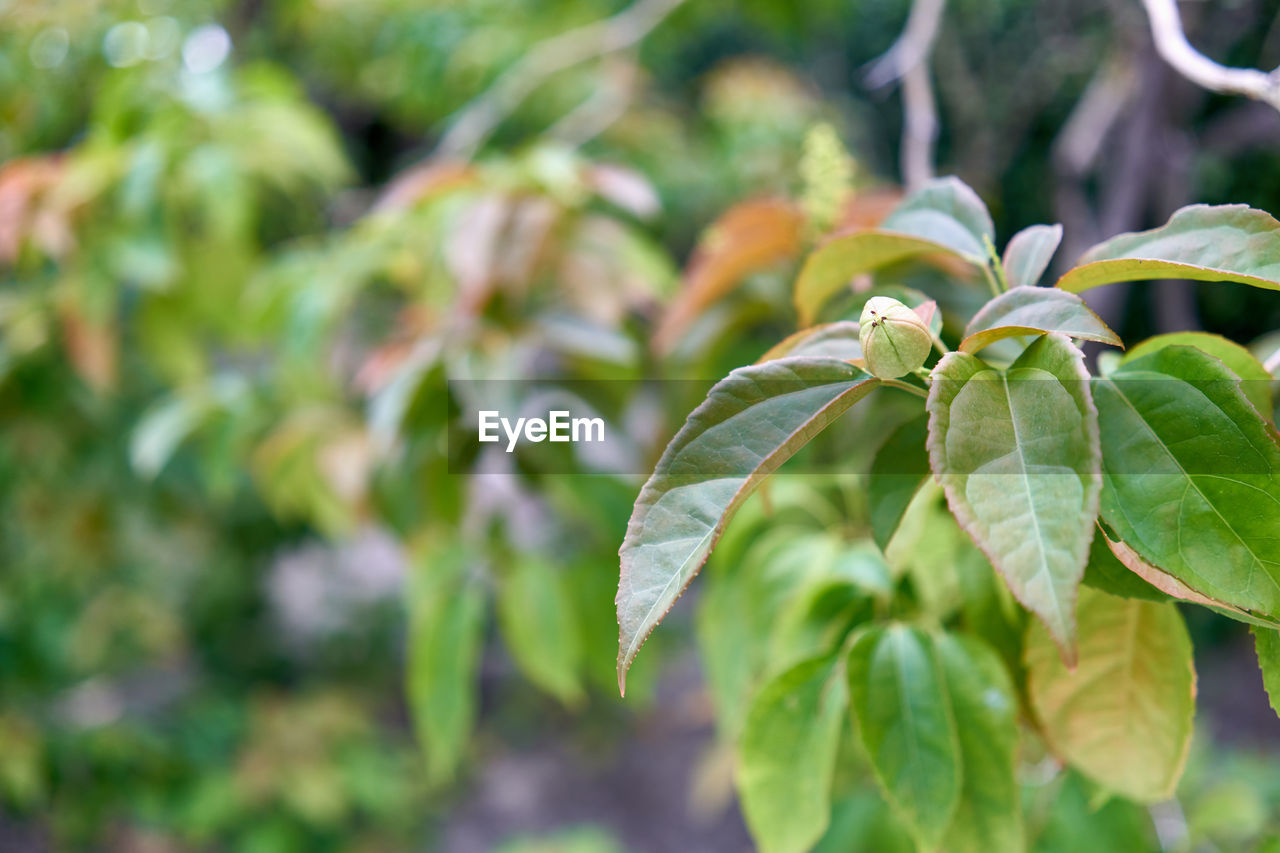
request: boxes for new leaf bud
[858,296,933,379]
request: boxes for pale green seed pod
[859,296,933,379]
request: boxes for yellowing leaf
[59,307,117,393]
[1026,587,1195,803]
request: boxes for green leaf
[793,177,991,324]
[1002,223,1062,288]
[881,176,995,261]
[617,358,878,691]
[1123,332,1274,421]
[407,543,487,785]
[954,543,1027,679]
[1056,204,1280,294]
[1081,525,1169,603]
[497,829,628,853]
[1026,587,1195,803]
[868,413,931,551]
[927,334,1102,661]
[888,487,969,621]
[769,578,873,669]
[772,589,867,659]
[1251,627,1280,720]
[1034,771,1159,853]
[496,558,585,706]
[697,527,839,738]
[934,634,1023,853]
[814,790,915,853]
[1102,532,1280,630]
[847,625,961,850]
[829,541,896,600]
[739,654,848,853]
[960,286,1121,354]
[758,321,862,362]
[768,543,888,668]
[793,232,964,327]
[1094,345,1280,617]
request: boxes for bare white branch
[1141,0,1280,110]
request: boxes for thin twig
[881,378,929,399]
[1140,0,1280,111]
[864,0,946,189]
[983,233,1010,294]
[547,56,640,149]
[979,261,1003,299]
[435,0,686,161]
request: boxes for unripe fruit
[859,296,933,379]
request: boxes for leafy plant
[617,175,1280,851]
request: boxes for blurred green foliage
[3,0,1280,849]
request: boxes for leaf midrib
[1000,372,1066,636]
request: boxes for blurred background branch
[865,0,946,189]
[433,0,686,162]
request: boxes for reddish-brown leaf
[654,198,804,353]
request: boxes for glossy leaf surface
[1057,204,1280,294]
[960,286,1121,354]
[928,334,1101,660]
[616,357,878,690]
[1094,346,1280,616]
[1122,332,1274,421]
